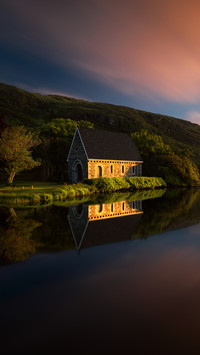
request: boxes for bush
[112,177,130,190]
[83,177,130,192]
[157,155,200,186]
[84,176,166,192]
[127,177,166,189]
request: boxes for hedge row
[83,176,166,193]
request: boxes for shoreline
[0,177,166,206]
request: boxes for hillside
[1,82,200,166]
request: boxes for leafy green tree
[132,129,200,186]
[39,118,77,142]
[157,155,200,186]
[37,118,94,181]
[132,129,173,157]
[39,118,94,141]
[0,126,41,184]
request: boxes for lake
[1,188,200,354]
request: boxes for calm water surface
[1,189,200,354]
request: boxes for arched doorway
[72,161,83,183]
[76,163,83,182]
[98,166,102,177]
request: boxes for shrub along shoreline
[84,176,166,192]
[0,177,166,206]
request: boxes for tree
[0,126,41,185]
[0,210,41,263]
[37,118,94,181]
[132,129,173,157]
[39,118,94,142]
[132,129,200,186]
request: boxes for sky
[1,0,200,124]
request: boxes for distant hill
[1,82,200,166]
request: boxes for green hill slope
[1,82,200,166]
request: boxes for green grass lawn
[0,181,63,193]
[0,181,64,202]
[0,180,96,206]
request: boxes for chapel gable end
[67,129,88,183]
[67,129,88,163]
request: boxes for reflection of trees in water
[133,188,200,239]
[0,205,76,266]
[31,206,75,251]
[0,209,41,264]
[1,188,200,263]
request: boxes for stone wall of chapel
[88,160,142,179]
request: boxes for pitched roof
[78,127,142,161]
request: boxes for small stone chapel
[67,126,143,183]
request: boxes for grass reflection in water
[0,188,200,264]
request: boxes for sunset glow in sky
[1,0,200,123]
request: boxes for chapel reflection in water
[68,200,143,249]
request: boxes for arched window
[98,166,102,177]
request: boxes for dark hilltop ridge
[1,82,200,163]
[0,83,198,135]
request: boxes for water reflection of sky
[2,222,200,354]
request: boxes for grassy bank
[0,181,97,206]
[0,177,166,206]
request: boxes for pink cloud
[4,0,200,103]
